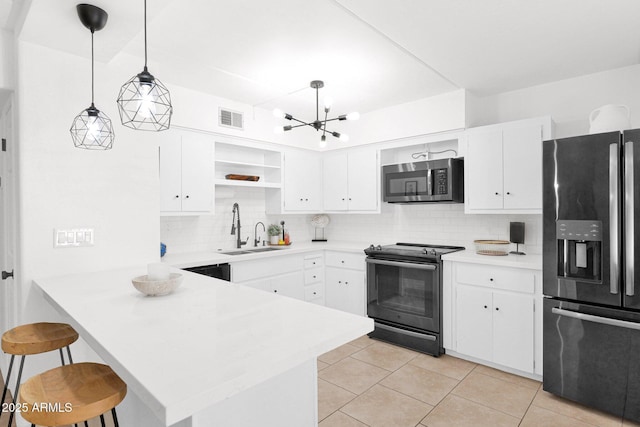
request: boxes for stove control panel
[368,244,383,251]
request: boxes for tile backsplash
[160,188,542,256]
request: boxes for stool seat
[1,323,79,355]
[19,362,127,426]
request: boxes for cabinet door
[181,133,213,212]
[456,285,493,361]
[325,267,365,316]
[159,136,182,212]
[271,271,305,300]
[283,151,322,211]
[502,125,542,210]
[347,150,378,211]
[466,131,504,210]
[492,292,534,372]
[323,153,348,211]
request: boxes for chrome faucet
[230,203,248,249]
[254,222,266,247]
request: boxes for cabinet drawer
[232,255,303,283]
[304,283,324,302]
[456,263,535,293]
[304,268,324,285]
[325,252,364,270]
[303,254,324,269]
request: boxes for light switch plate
[54,228,94,248]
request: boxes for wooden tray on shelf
[225,174,260,182]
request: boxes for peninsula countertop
[33,267,373,426]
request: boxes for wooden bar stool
[1,323,79,426]
[19,362,126,427]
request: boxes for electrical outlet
[54,228,94,248]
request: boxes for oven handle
[375,322,436,341]
[552,307,640,331]
[365,258,437,270]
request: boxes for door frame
[0,94,20,372]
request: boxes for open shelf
[215,159,281,169]
[214,179,281,189]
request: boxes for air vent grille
[219,108,244,130]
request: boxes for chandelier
[273,80,359,148]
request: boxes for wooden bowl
[132,273,183,296]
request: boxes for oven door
[366,257,440,332]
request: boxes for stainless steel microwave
[382,158,464,203]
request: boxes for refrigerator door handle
[610,143,620,295]
[625,141,635,296]
[552,307,640,331]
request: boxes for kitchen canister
[589,104,631,134]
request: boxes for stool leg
[66,346,74,364]
[0,354,15,422]
[111,408,119,427]
[100,414,106,427]
[7,356,25,427]
[59,348,66,366]
[84,421,89,427]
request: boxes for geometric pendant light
[70,4,115,150]
[116,0,172,131]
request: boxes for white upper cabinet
[282,151,322,212]
[464,116,553,214]
[160,130,214,214]
[323,149,379,212]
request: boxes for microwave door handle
[625,141,635,296]
[610,143,620,295]
[427,169,433,196]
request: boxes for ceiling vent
[219,107,244,130]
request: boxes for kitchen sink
[247,247,281,252]
[220,247,282,255]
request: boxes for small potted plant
[267,224,281,245]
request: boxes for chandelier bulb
[346,112,360,121]
[319,136,327,148]
[273,108,285,119]
[324,96,334,109]
[274,126,285,134]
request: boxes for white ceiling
[13,0,640,119]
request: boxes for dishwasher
[182,263,231,281]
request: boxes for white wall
[469,64,640,138]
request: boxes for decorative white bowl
[132,273,183,296]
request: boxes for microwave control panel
[434,169,448,195]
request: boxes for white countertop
[33,267,373,426]
[442,250,542,270]
[162,241,371,268]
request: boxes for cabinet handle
[349,198,352,201]
[175,195,179,199]
[341,260,345,264]
[495,192,499,196]
[345,281,349,285]
[506,192,511,195]
[305,198,309,201]
[274,290,278,293]
[313,275,316,279]
[484,305,488,309]
[495,307,499,311]
[185,195,190,199]
[300,198,303,201]
[489,278,494,282]
[313,291,317,295]
[312,262,316,265]
[338,281,342,284]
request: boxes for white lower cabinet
[456,285,534,372]
[231,250,365,316]
[324,252,365,316]
[449,261,541,375]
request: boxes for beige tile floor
[318,335,640,427]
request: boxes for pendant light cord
[144,0,148,69]
[91,30,95,105]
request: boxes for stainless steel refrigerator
[543,129,640,421]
